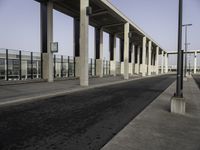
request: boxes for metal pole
[189,56,191,75]
[184,26,187,77]
[19,51,22,80]
[67,56,70,77]
[176,0,183,98]
[6,49,9,81]
[90,58,92,76]
[103,60,105,76]
[41,53,43,79]
[54,55,56,78]
[181,50,184,96]
[61,55,63,78]
[73,57,76,77]
[31,52,33,79]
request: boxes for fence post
[94,59,96,76]
[41,53,43,79]
[68,56,70,77]
[90,58,92,76]
[61,55,63,78]
[6,49,8,81]
[19,51,22,80]
[54,55,56,78]
[103,60,105,76]
[106,60,108,75]
[74,57,76,77]
[109,61,111,75]
[31,52,33,79]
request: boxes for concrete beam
[102,23,124,28]
[90,10,108,17]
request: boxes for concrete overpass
[34,0,169,86]
[168,50,200,74]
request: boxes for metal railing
[0,49,41,81]
[88,58,96,77]
[103,60,110,76]
[116,61,121,75]
[0,48,120,81]
[53,55,75,78]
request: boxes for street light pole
[176,0,183,98]
[171,0,186,115]
[182,24,192,77]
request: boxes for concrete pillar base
[96,59,103,77]
[110,61,116,76]
[129,63,133,75]
[121,62,124,75]
[75,57,80,77]
[171,97,186,115]
[43,53,54,82]
[135,64,139,74]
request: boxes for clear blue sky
[0,0,200,64]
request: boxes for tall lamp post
[176,0,183,98]
[171,0,186,115]
[182,24,192,77]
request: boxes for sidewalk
[0,75,141,106]
[101,77,200,150]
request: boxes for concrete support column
[136,46,141,74]
[161,51,164,74]
[123,23,130,79]
[95,28,103,77]
[36,61,39,78]
[142,37,147,76]
[131,44,135,74]
[155,46,159,75]
[80,0,89,86]
[74,18,80,77]
[194,51,197,74]
[110,34,117,76]
[165,53,168,73]
[40,1,54,82]
[128,42,133,75]
[120,39,124,74]
[148,41,152,76]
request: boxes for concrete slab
[101,77,200,150]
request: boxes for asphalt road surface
[193,74,200,89]
[0,74,175,150]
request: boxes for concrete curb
[101,80,176,150]
[0,74,169,107]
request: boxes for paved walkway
[0,75,141,106]
[101,77,200,150]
